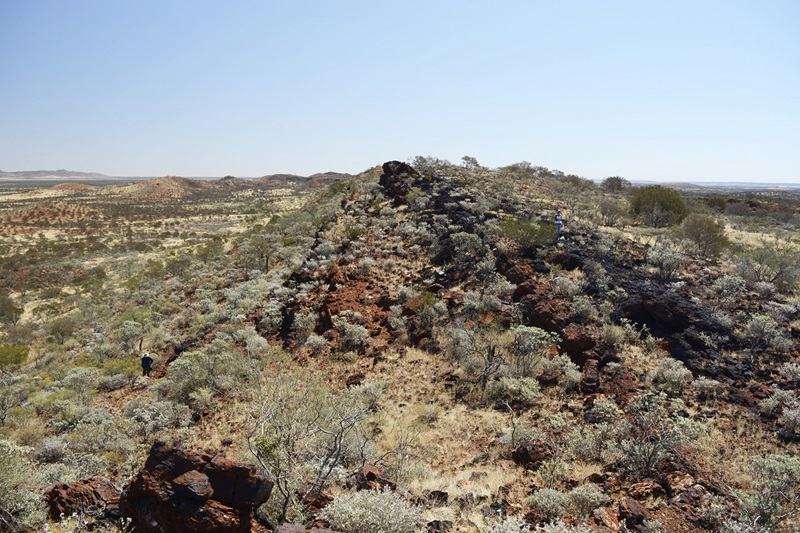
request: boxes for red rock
[561,323,596,364]
[619,496,649,527]
[628,478,664,500]
[44,476,121,520]
[581,359,600,394]
[355,464,396,490]
[593,506,621,532]
[120,440,273,533]
[172,470,213,501]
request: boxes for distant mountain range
[0,169,118,181]
[0,169,351,182]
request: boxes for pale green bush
[712,274,746,298]
[332,314,372,353]
[652,357,693,396]
[566,484,610,517]
[760,386,798,416]
[735,454,800,531]
[540,354,581,391]
[527,488,566,521]
[486,377,541,409]
[304,334,327,356]
[0,440,47,532]
[490,515,531,533]
[125,398,192,438]
[318,488,423,533]
[510,326,560,378]
[647,246,685,281]
[534,520,593,533]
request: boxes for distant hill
[258,171,350,190]
[0,169,116,181]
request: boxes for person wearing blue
[555,212,563,239]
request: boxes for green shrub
[319,488,423,533]
[510,326,560,378]
[496,216,557,248]
[490,516,531,533]
[486,377,542,409]
[566,484,610,517]
[652,357,693,396]
[0,345,28,372]
[679,213,730,258]
[735,243,800,294]
[629,185,689,227]
[735,454,800,531]
[527,488,566,521]
[540,354,581,391]
[0,440,47,531]
[615,392,703,479]
[646,246,685,281]
[251,374,372,524]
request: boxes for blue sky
[1,1,798,182]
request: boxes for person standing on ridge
[141,352,154,377]
[555,212,563,239]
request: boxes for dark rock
[581,360,600,394]
[120,440,272,533]
[45,477,121,520]
[510,440,550,470]
[427,520,454,532]
[550,252,584,271]
[628,478,665,500]
[379,161,418,205]
[778,431,800,443]
[593,506,621,531]
[428,490,449,504]
[172,470,213,501]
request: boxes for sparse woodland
[1,160,800,532]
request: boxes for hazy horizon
[1,1,798,183]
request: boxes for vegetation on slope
[0,159,799,532]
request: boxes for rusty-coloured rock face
[44,476,121,521]
[120,440,273,533]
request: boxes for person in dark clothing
[141,353,154,377]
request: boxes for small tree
[679,213,730,259]
[0,295,23,326]
[630,185,689,227]
[0,345,28,373]
[249,374,373,524]
[48,316,77,344]
[601,176,631,192]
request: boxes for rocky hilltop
[1,159,799,532]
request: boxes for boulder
[379,161,417,205]
[44,476,121,520]
[120,440,273,533]
[353,464,396,491]
[581,360,600,394]
[618,496,649,527]
[510,440,550,470]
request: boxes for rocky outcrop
[119,440,273,533]
[379,161,418,205]
[44,476,121,521]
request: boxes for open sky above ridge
[1,0,798,183]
